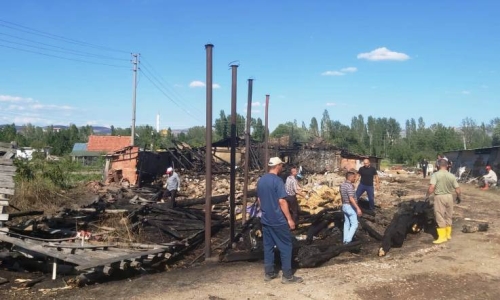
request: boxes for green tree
[309,117,319,137]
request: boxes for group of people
[256,157,379,284]
[159,153,486,283]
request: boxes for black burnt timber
[297,241,362,268]
[8,210,44,220]
[359,218,384,241]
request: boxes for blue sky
[0,0,499,131]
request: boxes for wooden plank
[0,200,9,206]
[0,234,89,265]
[0,214,8,221]
[0,159,14,165]
[0,188,14,195]
[44,244,118,250]
[0,171,15,177]
[0,175,14,182]
[75,248,167,271]
[0,181,15,189]
[0,166,16,172]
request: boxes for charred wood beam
[359,219,383,241]
[8,210,44,220]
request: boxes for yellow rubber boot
[433,227,448,244]
[446,226,452,240]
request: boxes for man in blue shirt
[257,157,303,284]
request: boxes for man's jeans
[356,183,375,210]
[342,204,358,243]
[262,224,293,278]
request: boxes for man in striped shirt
[340,171,363,244]
[285,166,304,225]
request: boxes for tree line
[1,112,500,164]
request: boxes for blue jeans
[262,224,293,278]
[356,183,375,210]
[342,204,358,243]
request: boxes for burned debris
[0,136,482,292]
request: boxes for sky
[0,0,499,132]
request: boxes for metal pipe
[204,44,214,258]
[229,64,238,244]
[264,94,270,169]
[242,79,253,224]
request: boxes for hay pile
[298,185,342,214]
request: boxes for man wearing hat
[481,165,497,190]
[163,167,181,208]
[257,157,303,284]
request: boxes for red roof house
[87,135,131,153]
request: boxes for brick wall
[110,147,139,185]
[87,135,131,153]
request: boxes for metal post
[131,53,139,146]
[242,79,253,224]
[229,64,238,244]
[204,44,214,258]
[264,94,270,169]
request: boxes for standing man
[285,166,305,225]
[481,165,497,190]
[257,157,303,284]
[162,167,180,208]
[340,171,363,244]
[426,159,462,243]
[421,159,429,178]
[356,158,379,210]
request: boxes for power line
[0,43,129,68]
[138,68,202,123]
[0,19,130,54]
[0,37,129,61]
[139,62,204,117]
[140,56,203,114]
[0,32,128,61]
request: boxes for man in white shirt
[481,165,497,190]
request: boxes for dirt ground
[2,177,500,300]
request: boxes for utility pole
[131,53,139,146]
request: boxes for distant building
[70,135,131,165]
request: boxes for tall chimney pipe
[264,94,270,170]
[242,79,253,224]
[204,44,214,258]
[229,64,238,245]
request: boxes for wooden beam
[0,214,8,221]
[0,166,16,172]
[0,200,9,207]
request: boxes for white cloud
[322,67,358,76]
[243,109,261,114]
[326,102,337,106]
[340,67,357,73]
[357,47,410,61]
[0,95,34,103]
[322,70,344,76]
[461,90,471,95]
[31,104,75,111]
[252,101,261,107]
[189,80,205,88]
[189,81,221,89]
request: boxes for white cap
[166,167,173,173]
[268,157,285,167]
